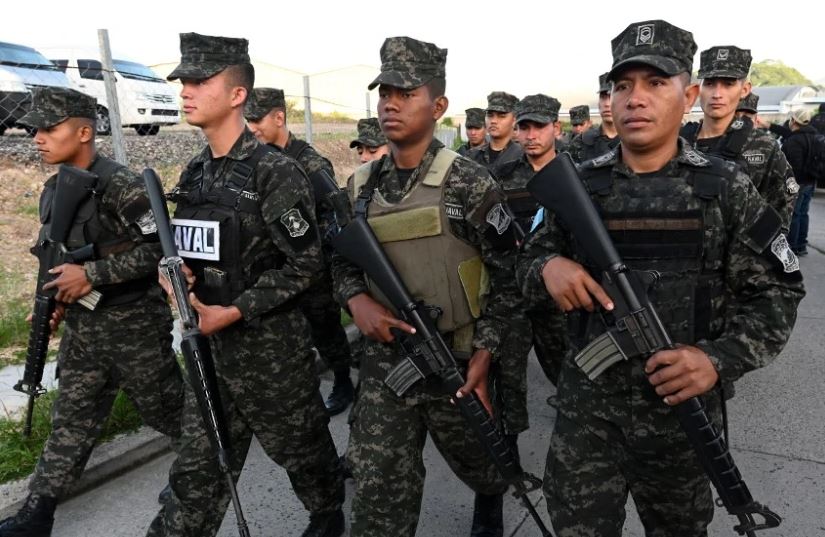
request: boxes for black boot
[0,494,57,537]
[470,492,503,537]
[301,509,345,537]
[324,370,354,416]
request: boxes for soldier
[146,33,344,537]
[568,105,592,136]
[245,87,355,416]
[568,73,620,163]
[332,36,516,537]
[736,91,759,121]
[681,45,797,228]
[517,19,804,537]
[349,117,389,164]
[457,107,487,156]
[0,87,184,537]
[811,103,825,135]
[468,91,523,173]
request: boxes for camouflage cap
[349,117,388,148]
[608,20,696,81]
[698,46,752,79]
[569,105,591,125]
[737,92,759,113]
[486,91,519,113]
[167,32,250,81]
[465,107,485,128]
[515,94,561,125]
[18,87,97,129]
[368,36,447,91]
[244,88,285,121]
[598,72,611,93]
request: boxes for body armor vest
[581,128,619,162]
[352,149,486,348]
[169,144,283,306]
[681,119,752,171]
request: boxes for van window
[78,59,105,81]
[0,42,60,71]
[52,59,68,73]
[113,60,164,83]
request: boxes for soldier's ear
[741,80,752,99]
[433,95,449,121]
[231,86,248,109]
[683,81,700,113]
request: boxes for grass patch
[340,310,352,326]
[14,202,39,218]
[0,298,30,350]
[0,389,142,483]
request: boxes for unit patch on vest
[445,203,464,220]
[743,151,765,165]
[683,147,710,167]
[771,234,799,273]
[171,218,220,261]
[240,190,259,202]
[136,211,158,235]
[281,208,310,238]
[730,118,744,130]
[786,176,800,194]
[486,203,511,235]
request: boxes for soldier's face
[517,120,556,158]
[571,120,591,135]
[247,110,285,145]
[486,111,515,141]
[598,92,613,124]
[355,143,390,163]
[700,78,748,121]
[612,67,698,154]
[179,72,236,128]
[32,119,91,166]
[466,126,486,146]
[377,84,446,144]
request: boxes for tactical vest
[283,138,338,211]
[581,128,619,162]
[681,120,751,171]
[492,159,540,230]
[169,144,283,306]
[352,149,487,351]
[37,157,152,306]
[574,159,733,348]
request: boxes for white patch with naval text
[771,234,799,273]
[445,203,464,220]
[486,203,512,235]
[280,208,310,238]
[136,211,157,235]
[743,152,765,165]
[171,218,220,261]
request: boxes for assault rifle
[14,165,101,437]
[327,190,552,536]
[143,169,251,537]
[526,153,781,536]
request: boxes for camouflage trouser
[299,271,352,372]
[147,311,344,537]
[543,360,718,537]
[30,319,183,499]
[492,317,532,434]
[529,307,568,386]
[347,339,507,537]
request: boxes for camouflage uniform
[14,87,184,501]
[457,107,487,156]
[682,45,798,230]
[517,21,805,537]
[146,34,343,537]
[332,37,512,537]
[567,126,620,164]
[468,92,522,173]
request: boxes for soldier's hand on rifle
[157,262,195,299]
[541,256,614,313]
[43,264,93,304]
[188,293,242,336]
[25,303,65,332]
[347,292,416,343]
[645,344,720,405]
[455,348,494,415]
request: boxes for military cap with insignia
[569,105,591,125]
[350,117,388,148]
[244,88,286,121]
[607,19,697,81]
[515,94,561,125]
[368,36,447,90]
[698,46,752,79]
[737,92,759,114]
[167,32,250,81]
[465,107,485,129]
[598,72,611,94]
[486,91,519,114]
[18,87,97,129]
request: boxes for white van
[47,49,180,136]
[0,41,72,135]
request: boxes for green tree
[750,60,813,87]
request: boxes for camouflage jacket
[567,125,620,164]
[518,141,804,385]
[332,139,520,356]
[467,139,523,174]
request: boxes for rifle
[14,165,101,437]
[142,169,251,537]
[526,152,781,536]
[327,190,553,536]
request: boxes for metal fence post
[97,29,128,166]
[365,92,371,118]
[303,75,312,144]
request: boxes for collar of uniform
[378,138,444,193]
[283,131,298,152]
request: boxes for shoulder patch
[730,118,745,131]
[786,176,800,194]
[445,203,464,220]
[136,211,158,235]
[276,201,318,252]
[742,151,765,165]
[588,149,617,168]
[682,147,711,167]
[485,203,511,235]
[280,207,310,237]
[771,234,799,273]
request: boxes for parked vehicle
[47,49,179,136]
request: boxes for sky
[4,0,822,115]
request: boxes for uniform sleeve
[515,208,572,310]
[694,171,805,383]
[83,171,164,286]
[231,159,323,320]
[761,141,796,230]
[329,174,369,308]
